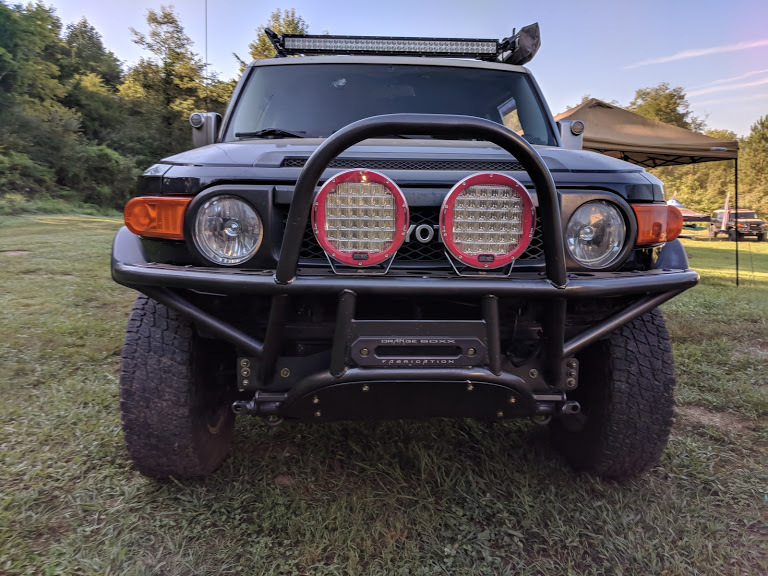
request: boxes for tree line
[1,3,766,216]
[0,3,306,213]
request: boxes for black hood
[141,138,663,202]
[162,138,643,174]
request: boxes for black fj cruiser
[111,26,698,480]
[710,208,767,241]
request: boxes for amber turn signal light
[632,204,684,246]
[124,196,191,240]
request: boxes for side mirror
[189,112,222,148]
[557,120,585,150]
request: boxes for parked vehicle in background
[710,209,767,241]
[111,25,697,481]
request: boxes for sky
[45,0,768,137]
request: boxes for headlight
[566,201,626,269]
[193,195,263,265]
[312,169,408,267]
[440,172,535,269]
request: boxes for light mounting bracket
[263,23,540,64]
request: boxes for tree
[0,3,137,207]
[247,8,309,61]
[0,3,78,194]
[738,116,768,214]
[61,18,122,87]
[118,5,207,163]
[627,82,705,132]
[63,72,124,142]
[55,18,126,144]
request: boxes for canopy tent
[555,98,742,283]
[554,98,738,167]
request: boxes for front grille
[396,207,445,263]
[280,157,525,172]
[280,205,545,267]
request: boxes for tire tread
[120,295,233,478]
[553,309,675,480]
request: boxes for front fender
[654,239,689,270]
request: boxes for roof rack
[264,23,540,65]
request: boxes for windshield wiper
[235,128,307,139]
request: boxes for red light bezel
[440,172,536,269]
[312,169,409,267]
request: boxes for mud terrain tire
[551,309,675,480]
[120,295,235,478]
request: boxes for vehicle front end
[112,34,697,480]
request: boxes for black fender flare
[654,239,690,270]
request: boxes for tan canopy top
[554,99,738,168]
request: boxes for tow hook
[530,400,580,425]
[560,401,581,415]
[232,390,288,415]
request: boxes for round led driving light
[193,195,263,265]
[440,172,536,269]
[566,201,626,269]
[312,169,408,266]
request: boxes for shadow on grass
[111,413,767,575]
[224,417,558,490]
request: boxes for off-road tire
[120,295,235,478]
[728,229,737,241]
[758,232,767,242]
[550,309,675,480]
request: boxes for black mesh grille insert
[396,207,445,263]
[280,157,525,172]
[280,205,544,266]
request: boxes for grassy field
[0,215,766,575]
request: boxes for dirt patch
[753,340,768,353]
[676,405,754,434]
[0,250,30,256]
[273,474,295,487]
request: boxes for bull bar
[111,114,699,418]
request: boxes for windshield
[718,211,759,219]
[225,63,557,145]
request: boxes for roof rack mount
[264,23,540,65]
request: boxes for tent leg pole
[735,158,739,287]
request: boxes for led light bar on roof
[264,23,541,64]
[281,34,498,58]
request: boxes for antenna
[204,0,209,110]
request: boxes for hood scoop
[280,157,525,172]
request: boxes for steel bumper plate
[349,320,487,367]
[282,380,530,421]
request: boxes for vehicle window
[226,63,556,145]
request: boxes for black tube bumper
[112,228,698,421]
[113,227,698,300]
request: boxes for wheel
[550,309,675,480]
[120,295,236,478]
[728,229,737,241]
[758,232,767,242]
[710,227,718,238]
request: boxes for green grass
[0,216,766,575]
